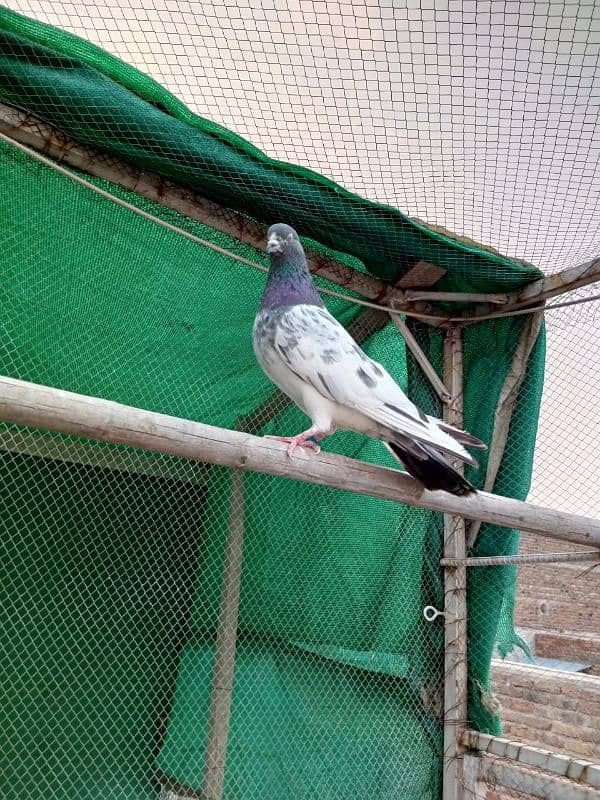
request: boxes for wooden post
[201,469,245,800]
[442,326,468,800]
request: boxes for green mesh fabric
[0,9,545,800]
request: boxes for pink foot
[264,433,322,457]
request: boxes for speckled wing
[266,304,475,462]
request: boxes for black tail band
[388,441,475,496]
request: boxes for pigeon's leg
[265,425,334,457]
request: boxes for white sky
[5,0,600,516]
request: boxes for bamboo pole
[498,256,600,311]
[3,103,548,316]
[8,102,599,326]
[0,104,383,301]
[1,376,600,547]
[201,469,245,800]
[463,255,600,321]
[442,326,468,800]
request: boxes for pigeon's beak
[266,236,283,254]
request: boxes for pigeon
[252,223,486,495]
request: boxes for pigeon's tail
[387,440,476,496]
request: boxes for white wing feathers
[270,304,476,465]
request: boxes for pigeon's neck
[260,254,324,310]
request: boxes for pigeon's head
[266,223,303,258]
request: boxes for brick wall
[490,660,600,762]
[463,662,600,800]
[514,533,600,637]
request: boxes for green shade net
[0,8,545,800]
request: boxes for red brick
[503,697,536,714]
[541,693,580,712]
[505,710,553,732]
[536,632,600,662]
[551,719,591,739]
[561,683,600,702]
[562,738,595,758]
[509,675,535,690]
[502,723,531,741]
[490,662,600,761]
[514,556,600,638]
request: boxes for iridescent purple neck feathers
[260,250,324,311]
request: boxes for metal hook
[423,605,445,622]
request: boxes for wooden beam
[0,103,389,301]
[201,470,245,800]
[510,256,600,308]
[394,260,446,289]
[403,290,508,305]
[389,314,452,403]
[466,310,544,548]
[2,376,599,547]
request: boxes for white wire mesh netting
[5,0,600,275]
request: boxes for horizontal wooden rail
[1,376,600,548]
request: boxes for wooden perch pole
[1,376,600,547]
[442,326,468,800]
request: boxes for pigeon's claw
[286,434,321,457]
[264,432,323,457]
